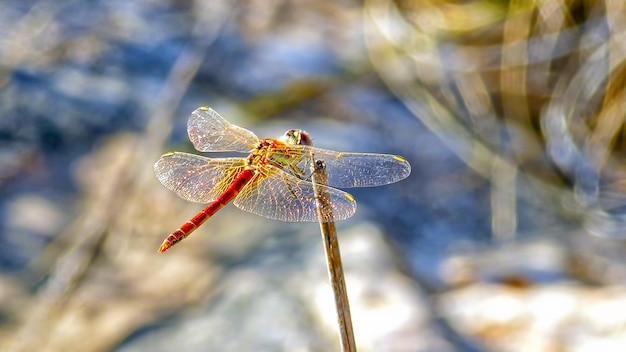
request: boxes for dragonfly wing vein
[188,107,259,152]
[292,147,411,188]
[233,165,356,222]
[154,152,246,203]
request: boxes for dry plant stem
[311,160,357,352]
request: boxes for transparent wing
[233,164,356,222]
[154,152,246,203]
[271,144,411,188]
[188,107,260,152]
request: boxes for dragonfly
[154,106,411,253]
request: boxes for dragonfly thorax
[248,137,298,169]
[248,129,313,169]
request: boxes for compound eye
[297,130,312,146]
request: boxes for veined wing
[154,152,246,203]
[188,107,260,153]
[272,144,411,188]
[233,164,356,222]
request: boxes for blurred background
[1,0,626,351]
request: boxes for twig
[311,159,357,352]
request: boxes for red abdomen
[158,169,255,253]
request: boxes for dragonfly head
[280,129,313,146]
